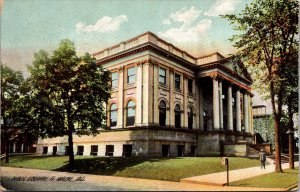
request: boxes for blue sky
[1,0,252,75]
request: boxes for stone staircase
[267,154,290,164]
[246,146,260,158]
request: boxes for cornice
[96,42,252,86]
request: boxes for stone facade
[37,32,254,157]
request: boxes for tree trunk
[288,103,294,169]
[274,117,283,172]
[5,137,10,163]
[289,132,294,169]
[67,124,75,171]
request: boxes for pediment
[222,60,252,82]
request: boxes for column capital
[210,74,218,80]
[118,66,124,72]
[137,62,143,67]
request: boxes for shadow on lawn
[54,157,171,175]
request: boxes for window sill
[174,89,182,94]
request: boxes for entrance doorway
[53,146,57,155]
[177,145,184,157]
[43,146,48,154]
[191,146,196,157]
[77,146,84,156]
[123,144,132,157]
[162,145,170,157]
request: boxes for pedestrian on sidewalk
[259,149,266,169]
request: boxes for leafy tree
[223,0,298,172]
[1,64,24,163]
[28,40,111,169]
[281,50,298,169]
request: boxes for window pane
[159,100,166,108]
[111,111,117,120]
[128,75,135,84]
[159,68,166,76]
[127,116,135,126]
[111,104,117,110]
[159,76,166,84]
[128,67,136,76]
[112,79,118,88]
[175,112,181,128]
[175,104,180,111]
[175,74,181,89]
[128,108,135,117]
[188,79,193,93]
[128,101,135,107]
[112,72,118,80]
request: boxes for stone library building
[37,32,254,157]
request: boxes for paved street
[0,167,290,191]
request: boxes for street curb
[180,179,224,186]
[285,183,298,191]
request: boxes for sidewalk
[181,161,299,186]
[0,166,288,191]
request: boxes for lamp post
[286,129,294,169]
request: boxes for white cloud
[76,15,128,33]
[204,0,241,16]
[162,6,202,25]
[159,19,212,43]
[159,6,211,43]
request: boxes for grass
[2,155,261,182]
[230,168,299,188]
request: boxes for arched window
[188,107,193,129]
[175,104,181,128]
[159,100,167,126]
[126,101,135,126]
[110,104,117,127]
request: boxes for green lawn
[230,168,299,188]
[2,155,261,181]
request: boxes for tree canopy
[27,39,111,168]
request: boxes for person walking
[259,149,266,169]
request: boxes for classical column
[195,82,200,129]
[183,75,188,128]
[153,63,159,124]
[248,94,252,133]
[13,143,16,153]
[136,63,143,125]
[243,92,249,132]
[142,62,150,125]
[212,77,220,129]
[169,69,175,126]
[117,67,124,127]
[199,84,204,130]
[219,80,223,129]
[235,88,241,132]
[21,144,24,153]
[227,84,233,130]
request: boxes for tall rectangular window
[105,145,114,156]
[77,146,84,156]
[175,73,181,90]
[111,72,118,88]
[159,68,166,84]
[91,145,98,156]
[188,79,193,94]
[127,67,136,84]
